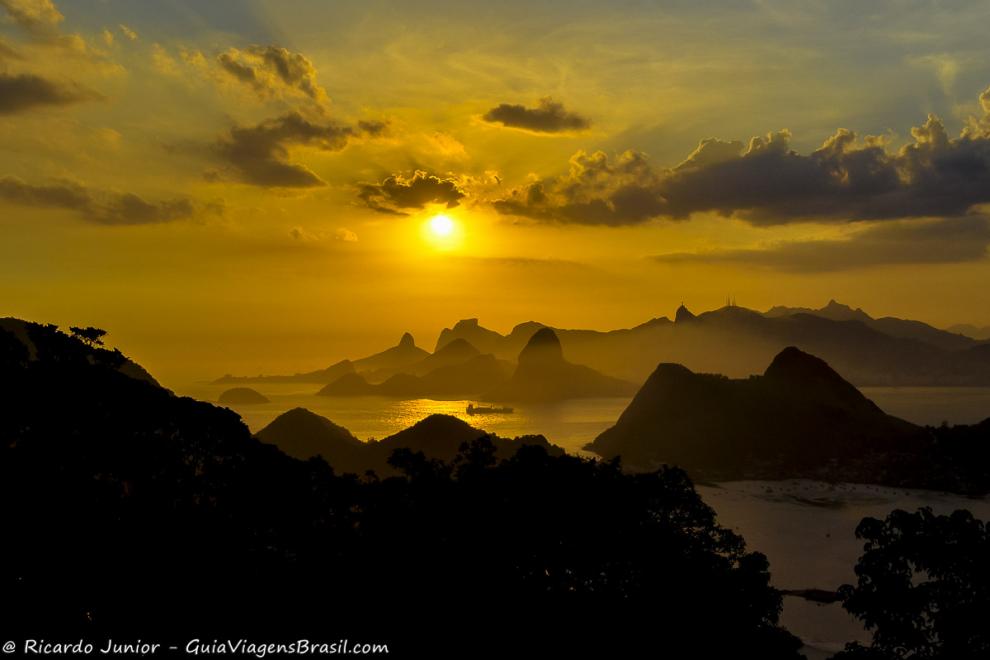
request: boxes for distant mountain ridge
[947,323,990,341]
[764,299,977,352]
[214,301,990,390]
[424,303,990,386]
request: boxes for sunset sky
[3,0,990,385]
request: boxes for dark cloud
[493,149,665,225]
[0,176,205,225]
[494,85,990,226]
[0,72,99,114]
[359,171,465,215]
[217,45,328,105]
[215,112,380,188]
[482,97,590,133]
[652,216,990,272]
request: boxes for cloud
[652,216,990,272]
[494,85,990,226]
[482,97,590,133]
[118,24,138,41]
[217,45,329,107]
[0,176,208,225]
[493,149,665,225]
[333,227,358,242]
[0,0,90,53]
[151,43,179,75]
[0,0,62,38]
[289,225,358,243]
[358,170,465,215]
[0,72,100,114]
[215,112,383,188]
[0,38,21,59]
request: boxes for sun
[429,214,455,238]
[422,213,462,249]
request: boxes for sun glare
[423,213,461,249]
[429,214,455,237]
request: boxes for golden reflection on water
[179,382,632,453]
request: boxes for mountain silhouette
[352,331,429,375]
[414,304,990,386]
[947,323,990,340]
[407,338,481,375]
[256,410,562,474]
[765,299,873,323]
[214,359,354,385]
[486,328,636,402]
[255,407,365,467]
[374,413,561,465]
[587,346,930,482]
[317,371,376,396]
[211,301,990,391]
[434,318,505,354]
[765,299,976,352]
[674,303,698,323]
[218,387,269,404]
[0,317,160,387]
[317,354,511,399]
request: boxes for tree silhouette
[836,508,990,659]
[69,326,107,347]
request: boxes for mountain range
[316,328,633,401]
[213,300,990,396]
[429,301,990,386]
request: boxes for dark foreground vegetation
[836,508,990,660]
[0,321,800,656]
[1,319,987,658]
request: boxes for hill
[352,332,430,376]
[407,338,481,375]
[587,347,990,491]
[486,328,636,401]
[0,317,161,388]
[255,407,365,466]
[218,387,269,404]
[256,410,561,475]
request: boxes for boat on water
[466,403,513,415]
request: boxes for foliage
[0,322,801,657]
[836,508,990,660]
[69,325,108,347]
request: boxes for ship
[466,403,513,415]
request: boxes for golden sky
[2,0,990,385]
